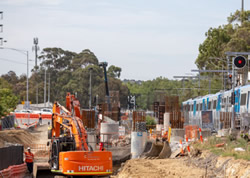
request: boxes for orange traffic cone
[185,134,190,153]
[180,140,184,155]
[199,128,203,143]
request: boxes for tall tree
[0,78,18,117]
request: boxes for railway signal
[231,92,235,104]
[234,56,246,68]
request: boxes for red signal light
[234,56,246,68]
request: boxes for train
[181,84,250,131]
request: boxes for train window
[229,97,231,104]
[200,103,202,110]
[196,104,199,111]
[191,105,193,111]
[241,93,247,106]
[213,100,217,109]
[208,101,211,110]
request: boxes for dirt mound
[185,151,250,177]
[114,159,205,178]
[0,129,37,148]
[34,150,49,157]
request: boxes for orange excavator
[49,93,112,176]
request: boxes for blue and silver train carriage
[182,84,250,131]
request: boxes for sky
[0,0,249,81]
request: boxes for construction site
[0,92,249,178]
[0,1,250,178]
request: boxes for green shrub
[146,115,156,126]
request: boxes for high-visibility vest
[99,142,104,151]
[25,152,34,163]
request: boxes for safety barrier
[0,145,23,171]
[21,121,39,128]
[184,125,198,140]
[0,163,27,178]
[30,144,49,151]
[14,113,52,119]
[0,115,15,130]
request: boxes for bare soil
[114,158,205,178]
[114,151,250,178]
[0,129,37,148]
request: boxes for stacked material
[135,122,146,132]
[111,135,131,147]
[132,111,146,131]
[82,109,95,128]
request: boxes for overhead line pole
[33,37,39,106]
[89,67,93,109]
[48,72,50,106]
[242,0,244,25]
[44,68,46,107]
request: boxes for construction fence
[0,145,23,171]
[0,115,15,130]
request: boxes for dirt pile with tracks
[114,158,205,178]
[185,150,250,177]
[114,150,250,178]
[0,129,37,148]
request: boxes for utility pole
[44,68,46,107]
[241,0,244,25]
[89,67,93,109]
[48,73,50,106]
[0,11,4,46]
[232,56,235,130]
[33,37,39,106]
[198,71,201,95]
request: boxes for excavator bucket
[145,142,164,157]
[158,141,171,159]
[52,151,112,176]
[143,141,171,159]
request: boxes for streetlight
[0,47,30,109]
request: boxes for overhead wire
[0,57,35,67]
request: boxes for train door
[247,91,250,113]
[215,94,221,131]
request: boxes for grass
[192,136,250,161]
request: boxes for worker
[39,113,42,125]
[162,130,168,142]
[25,147,34,174]
[99,142,105,151]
